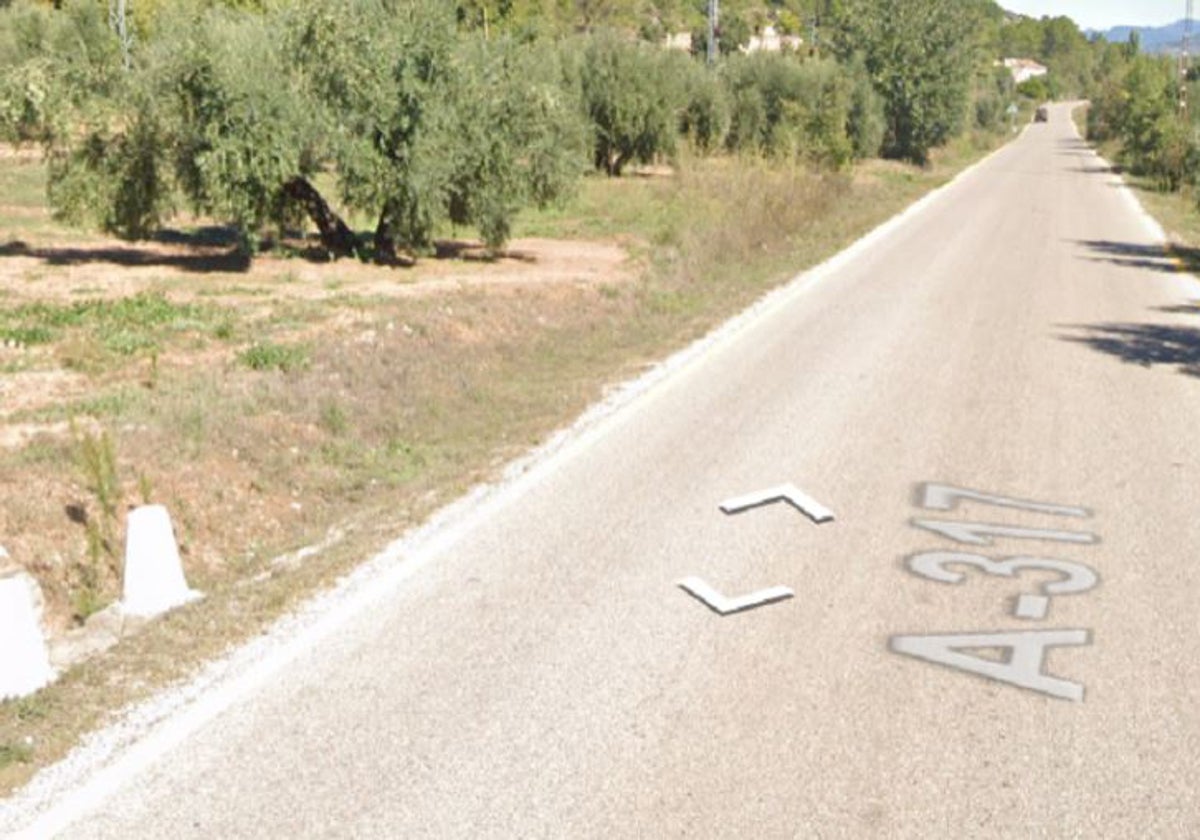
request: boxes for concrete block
[121,505,201,618]
[0,569,55,700]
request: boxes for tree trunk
[283,177,357,258]
[374,201,397,264]
[371,202,416,266]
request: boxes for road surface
[6,103,1200,837]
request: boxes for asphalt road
[8,103,1200,837]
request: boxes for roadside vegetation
[0,0,1062,790]
[1068,29,1200,273]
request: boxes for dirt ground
[0,187,637,638]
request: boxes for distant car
[1035,105,1049,123]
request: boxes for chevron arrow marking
[719,483,834,524]
[677,576,794,615]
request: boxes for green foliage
[973,66,1015,133]
[238,341,310,373]
[1016,76,1050,102]
[440,37,587,246]
[50,110,174,239]
[292,0,457,253]
[993,14,1096,99]
[679,62,731,153]
[0,292,214,367]
[833,0,979,164]
[1090,52,1197,192]
[165,8,318,248]
[71,424,121,621]
[722,53,855,167]
[0,0,126,143]
[0,57,53,143]
[692,10,752,59]
[580,33,686,175]
[0,742,34,769]
[0,0,1013,248]
[845,54,885,159]
[4,0,586,256]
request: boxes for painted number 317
[889,483,1100,702]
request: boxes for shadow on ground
[1061,321,1200,378]
[1072,239,1200,275]
[1067,163,1118,175]
[0,237,253,274]
[0,228,537,274]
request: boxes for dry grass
[0,133,1012,792]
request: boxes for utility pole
[109,0,132,72]
[1183,0,1194,115]
[706,0,719,66]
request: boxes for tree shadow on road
[1066,163,1117,175]
[1155,301,1200,315]
[1056,137,1091,150]
[1071,239,1200,276]
[1060,321,1200,378]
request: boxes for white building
[662,31,692,51]
[1001,58,1049,85]
[741,25,803,54]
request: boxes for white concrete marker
[121,505,201,618]
[677,576,794,615]
[720,483,834,523]
[0,571,56,700]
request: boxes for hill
[1088,20,1189,54]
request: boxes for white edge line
[1065,103,1166,244]
[0,133,1017,837]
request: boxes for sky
[1000,1,1190,31]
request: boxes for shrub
[679,61,730,153]
[579,33,687,175]
[834,0,978,164]
[238,341,310,373]
[722,53,855,168]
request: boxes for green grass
[0,158,48,210]
[516,172,684,242]
[0,291,234,372]
[0,292,214,346]
[0,742,34,770]
[0,157,67,242]
[237,340,311,372]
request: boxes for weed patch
[0,292,228,372]
[70,426,122,622]
[238,341,311,373]
[0,742,33,770]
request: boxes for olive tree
[15,0,586,260]
[833,0,979,164]
[579,33,687,176]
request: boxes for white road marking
[1014,594,1051,620]
[919,483,1090,518]
[677,577,794,615]
[911,519,1097,547]
[719,484,834,524]
[890,629,1091,702]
